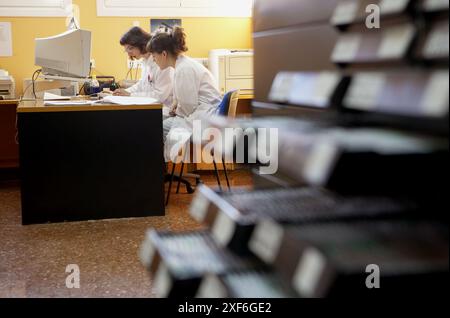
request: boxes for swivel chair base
[165,163,202,206]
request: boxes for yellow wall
[0,0,253,96]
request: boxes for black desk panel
[18,108,164,224]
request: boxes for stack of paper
[96,96,159,105]
[43,92,71,101]
[43,96,159,106]
[43,100,92,106]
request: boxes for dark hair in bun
[147,26,188,56]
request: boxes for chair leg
[222,157,231,191]
[166,162,176,206]
[164,173,196,194]
[176,162,185,194]
[213,158,223,192]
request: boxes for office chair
[212,89,241,191]
[165,89,240,205]
[165,134,201,206]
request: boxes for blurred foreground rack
[140,0,449,298]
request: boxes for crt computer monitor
[35,29,91,78]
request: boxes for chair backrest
[217,89,241,117]
[227,89,241,118]
[217,90,233,116]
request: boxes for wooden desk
[237,94,253,116]
[17,100,165,224]
[0,99,20,169]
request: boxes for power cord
[31,69,42,99]
[20,82,34,100]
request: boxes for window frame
[96,0,253,17]
[0,0,72,17]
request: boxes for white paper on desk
[98,95,159,105]
[44,100,93,106]
[0,22,13,57]
[44,92,71,101]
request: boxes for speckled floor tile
[0,170,252,298]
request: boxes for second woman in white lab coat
[147,26,222,141]
[114,27,174,114]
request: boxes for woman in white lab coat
[147,26,222,141]
[114,26,174,114]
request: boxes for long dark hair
[120,26,152,54]
[147,26,188,56]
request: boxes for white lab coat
[163,55,222,161]
[126,57,174,110]
[173,55,221,125]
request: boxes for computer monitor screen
[35,29,91,78]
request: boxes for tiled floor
[0,169,252,298]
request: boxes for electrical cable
[20,82,34,100]
[31,69,42,99]
[79,83,86,95]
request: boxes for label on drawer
[190,191,211,223]
[293,248,327,298]
[197,274,228,298]
[303,140,339,187]
[269,72,297,102]
[312,73,342,107]
[379,0,410,14]
[332,33,361,62]
[423,23,449,59]
[344,73,387,110]
[378,24,415,59]
[289,72,341,108]
[423,0,449,12]
[420,71,449,117]
[249,221,284,264]
[154,263,173,298]
[211,210,236,247]
[331,1,359,25]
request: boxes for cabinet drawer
[228,56,254,77]
[222,79,254,94]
